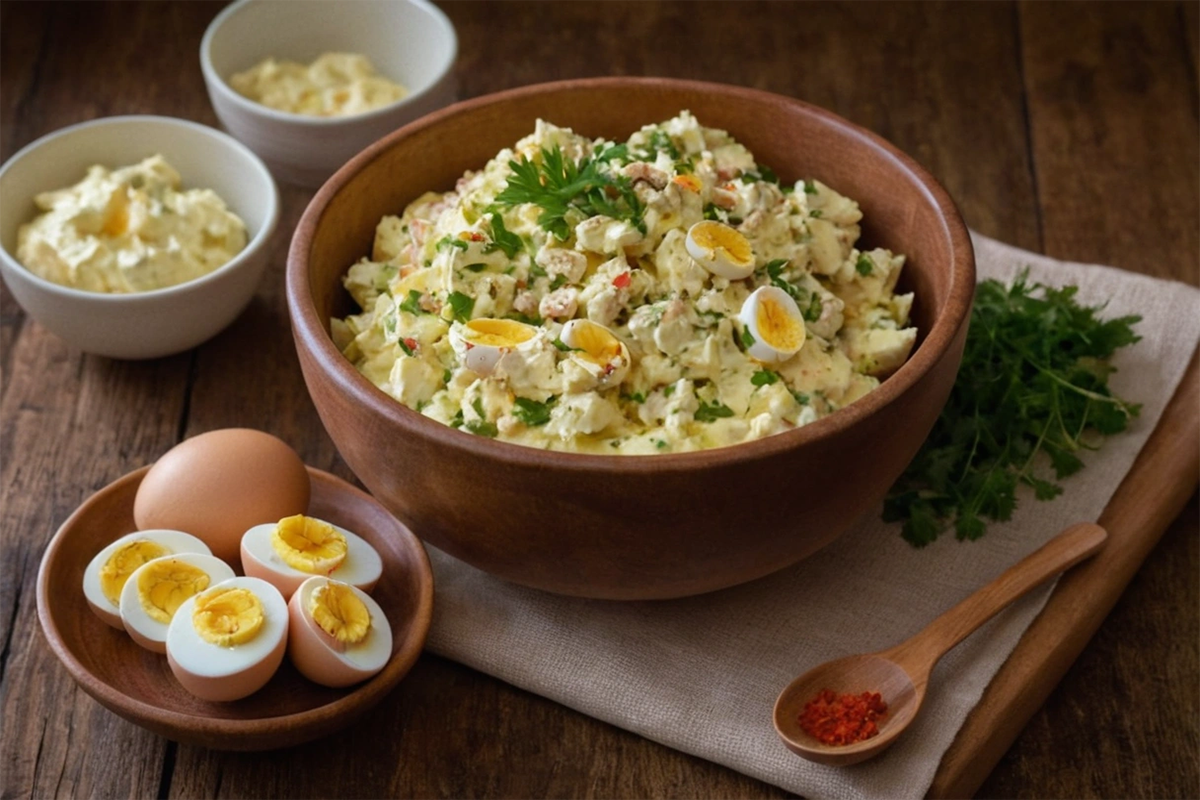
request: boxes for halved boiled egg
[739,285,807,363]
[82,530,212,629]
[685,221,755,279]
[166,576,288,702]
[559,319,630,385]
[288,576,393,688]
[119,552,236,653]
[241,514,383,600]
[449,318,538,376]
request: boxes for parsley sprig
[492,145,645,241]
[884,273,1141,546]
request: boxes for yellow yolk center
[271,515,348,574]
[757,296,806,351]
[689,221,753,267]
[100,540,169,607]
[464,318,536,348]
[137,559,211,623]
[568,321,623,366]
[309,582,371,645]
[193,586,264,646]
[673,174,702,193]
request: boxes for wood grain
[0,1,1196,798]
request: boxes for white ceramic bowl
[0,116,279,360]
[200,0,458,187]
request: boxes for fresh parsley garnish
[512,396,555,427]
[802,292,824,322]
[803,179,818,195]
[695,399,735,422]
[741,164,779,185]
[855,254,875,276]
[447,291,475,323]
[399,290,426,316]
[740,327,756,348]
[484,212,522,259]
[549,274,569,290]
[884,272,1142,547]
[436,235,469,252]
[751,369,780,386]
[764,259,806,306]
[465,397,498,438]
[492,145,645,241]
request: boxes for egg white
[240,519,383,600]
[119,552,236,653]
[166,576,288,702]
[739,285,807,363]
[82,529,212,630]
[288,576,393,688]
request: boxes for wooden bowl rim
[35,465,434,748]
[287,76,975,473]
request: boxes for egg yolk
[137,559,211,623]
[193,586,264,646]
[463,318,536,347]
[310,582,371,645]
[672,174,702,193]
[757,295,806,351]
[100,540,169,607]
[272,515,348,574]
[688,221,753,268]
[566,321,623,367]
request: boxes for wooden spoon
[773,522,1107,767]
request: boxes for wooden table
[2,2,1196,797]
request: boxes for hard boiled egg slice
[739,285,807,363]
[685,221,755,279]
[241,515,383,600]
[166,576,288,702]
[288,576,393,688]
[82,530,212,629]
[119,552,235,653]
[559,319,631,386]
[449,318,538,376]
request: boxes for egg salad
[229,52,408,117]
[333,112,917,455]
[16,155,247,293]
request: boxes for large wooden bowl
[287,77,974,600]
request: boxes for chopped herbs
[443,368,453,383]
[512,396,555,427]
[789,389,810,406]
[465,397,498,437]
[802,293,824,322]
[399,289,426,316]
[751,369,780,386]
[484,212,523,259]
[740,327,756,348]
[663,383,676,397]
[447,291,475,323]
[855,254,875,276]
[493,144,645,241]
[436,235,469,252]
[695,398,735,422]
[397,337,414,356]
[803,179,818,195]
[764,259,806,306]
[551,337,576,352]
[622,391,647,404]
[884,272,1142,547]
[549,274,569,290]
[464,262,488,273]
[506,311,543,326]
[741,164,779,184]
[809,209,823,219]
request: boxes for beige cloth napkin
[423,233,1200,800]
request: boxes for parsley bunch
[492,145,644,241]
[884,272,1141,546]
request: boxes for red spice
[798,688,888,746]
[612,271,632,289]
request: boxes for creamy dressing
[16,155,247,293]
[334,112,917,454]
[230,53,407,118]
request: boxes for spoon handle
[884,522,1108,677]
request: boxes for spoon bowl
[773,522,1107,766]
[774,654,921,766]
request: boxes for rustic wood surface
[1,2,1196,798]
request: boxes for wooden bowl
[36,466,433,751]
[287,77,975,600]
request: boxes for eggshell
[134,429,310,565]
[82,529,212,629]
[287,576,393,688]
[166,576,288,702]
[119,553,237,653]
[240,519,383,599]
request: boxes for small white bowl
[0,116,279,360]
[200,0,458,187]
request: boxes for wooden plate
[35,466,434,751]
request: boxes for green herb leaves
[493,145,645,241]
[884,272,1141,547]
[447,291,475,323]
[695,399,735,422]
[484,213,522,259]
[512,396,554,427]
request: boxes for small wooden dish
[35,466,433,751]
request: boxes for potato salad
[334,112,917,454]
[230,53,407,118]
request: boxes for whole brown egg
[134,429,310,566]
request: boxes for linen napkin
[423,232,1200,800]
